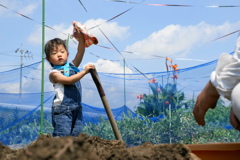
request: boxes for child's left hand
[84,64,95,74]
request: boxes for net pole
[66,34,70,47]
[40,0,45,135]
[123,58,126,106]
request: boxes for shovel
[90,68,123,141]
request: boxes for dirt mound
[0,133,200,160]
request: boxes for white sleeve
[211,35,240,100]
[49,69,61,84]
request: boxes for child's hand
[84,64,95,74]
[73,27,85,43]
[72,21,98,47]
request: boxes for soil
[0,133,200,160]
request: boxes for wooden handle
[90,68,123,141]
[89,69,105,97]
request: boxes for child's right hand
[73,26,85,43]
[84,64,95,74]
[72,21,98,47]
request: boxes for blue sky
[0,0,239,110]
[1,0,240,73]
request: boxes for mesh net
[0,54,238,146]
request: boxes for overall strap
[54,62,80,77]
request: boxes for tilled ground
[0,133,200,160]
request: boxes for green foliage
[83,116,115,140]
[0,107,53,145]
[1,98,239,147]
[136,82,185,117]
[82,107,240,146]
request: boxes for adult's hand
[230,107,240,131]
[193,81,220,126]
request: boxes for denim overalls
[51,64,82,137]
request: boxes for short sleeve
[49,69,61,84]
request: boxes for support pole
[15,45,32,104]
[16,45,23,104]
[40,0,45,135]
[169,104,172,144]
[123,58,126,106]
[66,34,70,48]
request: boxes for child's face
[47,44,69,66]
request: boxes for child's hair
[45,38,68,58]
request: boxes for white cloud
[27,19,130,46]
[18,3,38,15]
[124,21,240,58]
[81,59,145,110]
[0,82,19,93]
[27,23,71,45]
[0,0,39,16]
[0,62,52,93]
[84,19,130,44]
[84,59,133,73]
[22,62,53,93]
[0,0,17,16]
[81,71,143,111]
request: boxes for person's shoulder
[49,69,63,78]
[49,69,62,84]
[50,69,61,74]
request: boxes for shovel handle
[89,69,123,141]
[89,69,105,97]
